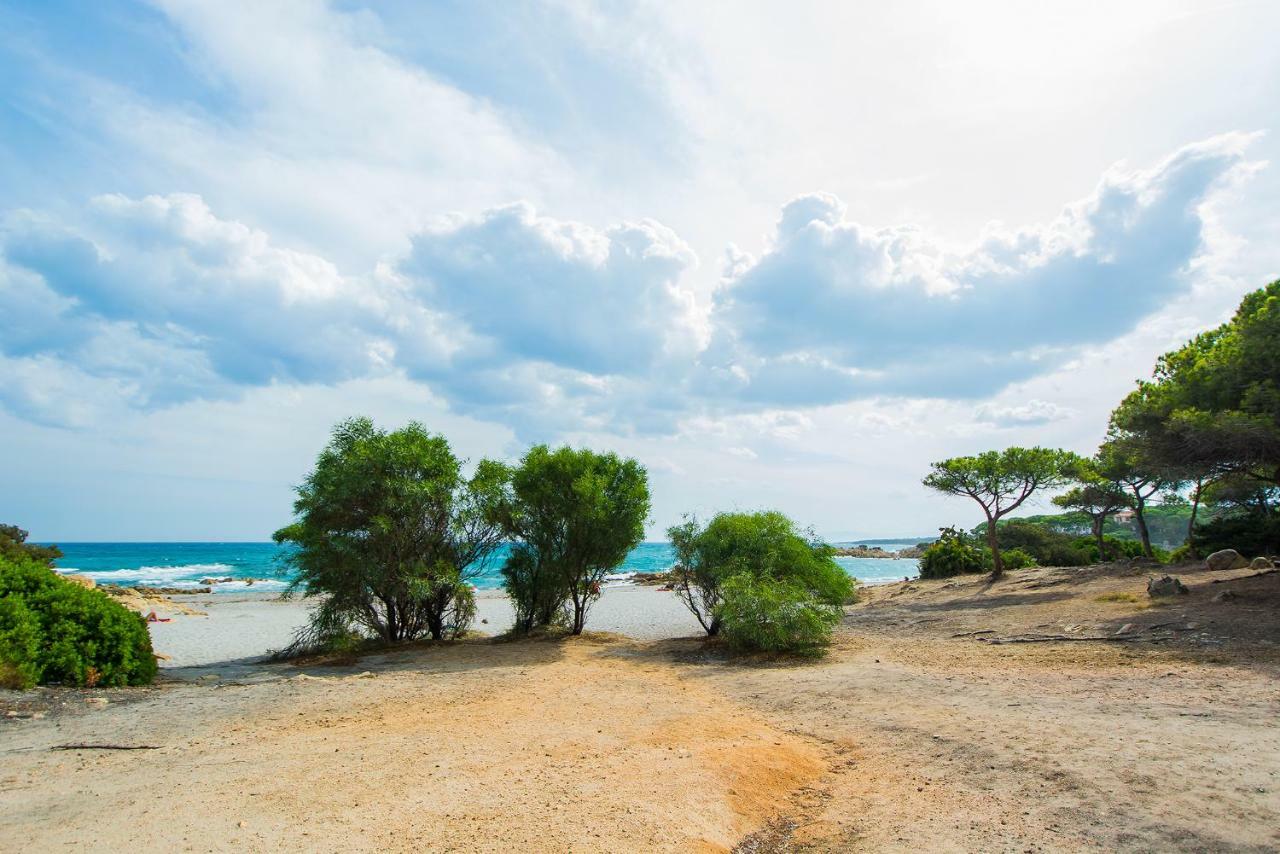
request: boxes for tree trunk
[1187,477,1203,549]
[1093,516,1105,561]
[1133,493,1153,558]
[569,586,585,635]
[986,518,1003,580]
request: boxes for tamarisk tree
[923,447,1075,579]
[500,445,650,635]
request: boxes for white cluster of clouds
[0,134,1256,434]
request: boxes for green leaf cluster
[923,447,1076,576]
[0,553,156,688]
[500,445,650,636]
[918,526,991,578]
[666,510,855,653]
[1108,280,1280,553]
[0,524,62,567]
[275,417,507,648]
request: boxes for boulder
[1249,556,1274,570]
[1212,590,1238,603]
[1147,575,1189,598]
[1205,549,1249,571]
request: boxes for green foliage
[1000,548,1038,570]
[1053,459,1133,558]
[667,510,855,638]
[1191,511,1280,557]
[0,554,156,687]
[1109,281,1280,552]
[500,445,650,635]
[716,574,842,656]
[992,520,1093,567]
[978,505,1200,550]
[923,447,1077,576]
[275,417,507,648]
[0,595,41,688]
[919,526,992,578]
[1095,437,1181,558]
[0,524,62,567]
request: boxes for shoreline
[136,571,916,668]
[144,584,710,668]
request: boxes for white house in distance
[1113,509,1136,524]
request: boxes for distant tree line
[921,279,1280,578]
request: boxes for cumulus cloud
[399,202,702,376]
[707,133,1258,405]
[0,135,1262,435]
[974,399,1075,428]
[0,194,701,432]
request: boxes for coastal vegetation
[276,419,649,649]
[0,549,156,689]
[923,447,1076,577]
[668,510,855,653]
[1,524,62,566]
[924,280,1280,570]
[274,418,509,649]
[499,444,650,635]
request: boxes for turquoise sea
[51,540,921,592]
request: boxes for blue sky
[2,1,1279,540]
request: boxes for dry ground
[2,561,1278,852]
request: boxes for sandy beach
[145,585,707,667]
[4,561,1278,852]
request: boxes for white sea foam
[602,571,638,588]
[59,563,235,582]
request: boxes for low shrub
[1000,548,1039,570]
[918,527,991,578]
[1192,511,1280,558]
[716,574,842,655]
[0,596,41,689]
[0,554,157,688]
[666,509,855,654]
[994,521,1092,567]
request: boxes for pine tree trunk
[986,519,1003,580]
[1134,494,1153,557]
[1187,478,1203,549]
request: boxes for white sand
[147,585,705,668]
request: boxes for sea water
[51,540,919,592]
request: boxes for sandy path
[5,562,1278,852]
[142,586,705,667]
[681,564,1280,851]
[1,636,825,853]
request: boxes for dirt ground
[3,561,1278,852]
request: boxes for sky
[2,0,1279,542]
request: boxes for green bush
[669,510,855,638]
[0,596,41,689]
[0,554,157,688]
[1001,548,1038,570]
[717,574,842,656]
[918,527,991,578]
[1192,511,1280,558]
[994,520,1092,567]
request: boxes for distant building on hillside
[1113,509,1136,524]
